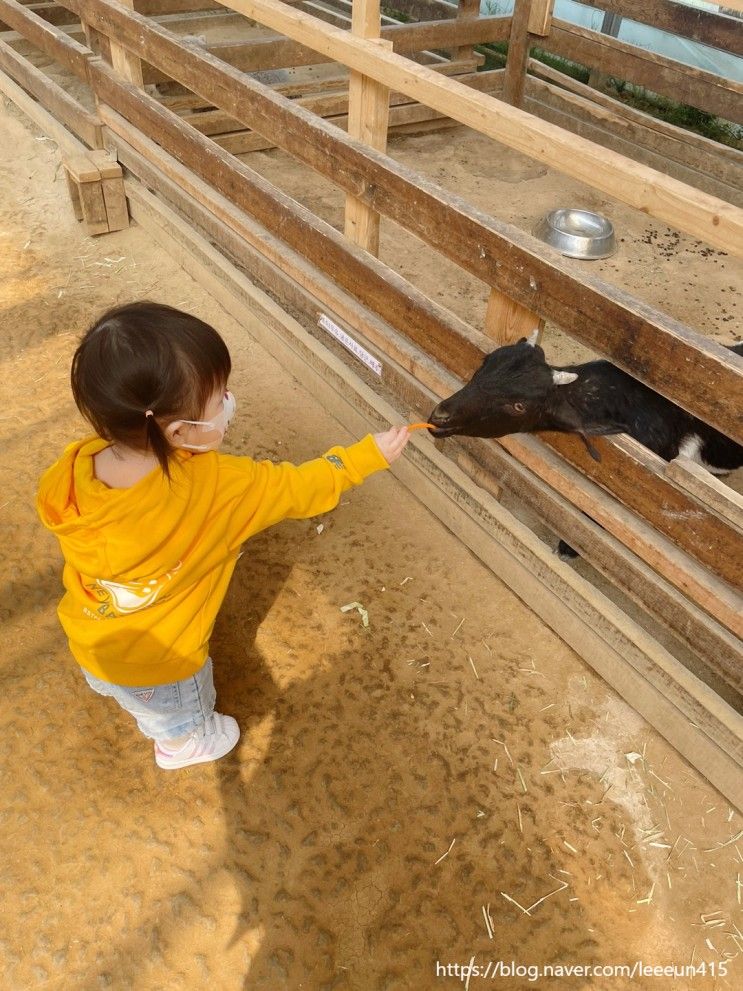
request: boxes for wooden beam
[528,0,555,37]
[483,291,543,346]
[572,0,743,57]
[115,171,743,810]
[65,0,743,443]
[0,36,102,147]
[546,20,743,126]
[108,0,143,87]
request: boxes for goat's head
[428,332,577,438]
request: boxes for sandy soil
[2,93,742,991]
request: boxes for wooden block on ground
[90,149,129,231]
[65,169,84,221]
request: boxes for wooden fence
[0,0,741,805]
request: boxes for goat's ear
[552,370,579,386]
[525,329,540,347]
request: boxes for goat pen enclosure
[0,0,741,805]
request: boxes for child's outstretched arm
[218,427,411,548]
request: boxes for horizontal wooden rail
[53,0,743,445]
[57,0,743,256]
[573,0,743,57]
[140,18,510,78]
[527,60,743,194]
[0,35,101,146]
[0,0,89,78]
[547,20,743,126]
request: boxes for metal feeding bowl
[534,208,617,260]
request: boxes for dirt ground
[2,93,742,991]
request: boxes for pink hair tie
[145,409,154,418]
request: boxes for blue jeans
[81,657,216,741]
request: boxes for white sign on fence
[318,313,383,377]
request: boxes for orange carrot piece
[407,422,435,431]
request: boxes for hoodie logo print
[89,562,183,615]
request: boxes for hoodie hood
[36,437,197,582]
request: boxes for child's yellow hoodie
[37,435,388,686]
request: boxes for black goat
[428,333,743,557]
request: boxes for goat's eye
[505,402,526,415]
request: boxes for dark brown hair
[71,301,231,477]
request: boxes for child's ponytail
[143,408,174,480]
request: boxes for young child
[37,301,410,770]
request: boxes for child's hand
[373,426,411,465]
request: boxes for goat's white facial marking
[526,329,540,347]
[552,370,579,386]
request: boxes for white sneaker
[154,712,240,769]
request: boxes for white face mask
[177,390,236,452]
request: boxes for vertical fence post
[504,0,554,107]
[455,0,482,67]
[490,0,553,344]
[108,0,144,88]
[343,0,391,256]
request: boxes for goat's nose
[430,405,451,424]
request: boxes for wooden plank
[546,20,743,126]
[503,0,531,107]
[455,0,480,63]
[666,458,743,534]
[108,0,143,87]
[108,127,742,701]
[67,0,743,257]
[484,290,543,346]
[524,432,743,618]
[90,148,129,230]
[0,0,90,79]
[0,36,102,147]
[344,0,389,256]
[118,175,743,810]
[523,88,743,209]
[527,59,743,193]
[572,0,743,57]
[64,168,83,219]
